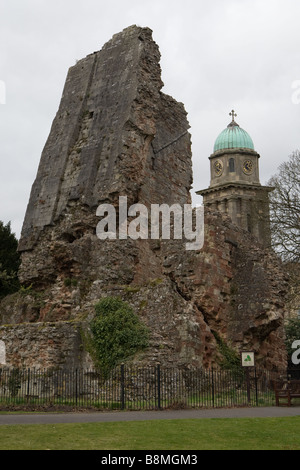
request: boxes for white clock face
[214,160,223,176]
[243,159,253,175]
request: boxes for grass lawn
[0,416,299,450]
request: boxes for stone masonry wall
[0,321,87,368]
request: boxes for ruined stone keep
[0,26,288,370]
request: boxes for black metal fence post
[246,368,251,404]
[211,367,215,408]
[121,364,125,410]
[254,367,258,406]
[75,369,78,406]
[157,364,161,409]
[26,368,30,399]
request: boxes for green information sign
[241,351,255,367]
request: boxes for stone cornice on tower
[209,147,260,159]
[197,181,274,196]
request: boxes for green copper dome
[214,113,254,152]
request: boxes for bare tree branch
[267,150,300,262]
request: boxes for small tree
[89,296,149,374]
[0,221,20,298]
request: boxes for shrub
[89,296,149,374]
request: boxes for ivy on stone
[89,296,149,374]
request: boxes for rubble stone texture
[0,26,288,370]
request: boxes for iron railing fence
[0,365,298,410]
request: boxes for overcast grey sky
[1,0,299,239]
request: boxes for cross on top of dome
[229,109,237,122]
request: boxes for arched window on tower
[229,158,235,172]
[247,213,252,233]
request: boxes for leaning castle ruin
[0,26,288,370]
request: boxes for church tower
[197,111,273,246]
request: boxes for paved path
[1,406,300,425]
